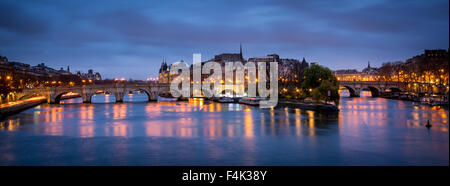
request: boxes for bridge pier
[50,100,60,104]
[114,92,125,102]
[82,93,92,103]
[149,92,158,101]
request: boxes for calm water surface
[0,91,448,165]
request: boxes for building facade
[76,69,102,81]
[1,54,103,102]
[158,46,310,97]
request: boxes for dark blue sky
[1,0,448,80]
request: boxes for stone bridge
[339,81,408,97]
[17,83,170,104]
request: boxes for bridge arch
[341,86,359,97]
[124,88,152,102]
[53,91,82,104]
[365,86,381,97]
[89,89,117,103]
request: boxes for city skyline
[1,0,448,80]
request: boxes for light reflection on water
[0,93,448,165]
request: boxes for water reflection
[124,92,149,102]
[338,97,448,132]
[339,89,372,97]
[2,99,341,138]
[0,118,20,131]
[0,95,448,165]
[92,94,116,103]
[59,93,149,105]
[1,96,448,138]
[60,97,82,104]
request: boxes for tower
[159,59,167,73]
[239,43,243,59]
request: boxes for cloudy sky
[1,0,448,80]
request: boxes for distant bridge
[17,82,170,104]
[15,80,442,102]
[339,81,407,97]
[339,80,449,97]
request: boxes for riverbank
[381,93,449,108]
[0,97,47,118]
[206,97,340,112]
[277,99,340,112]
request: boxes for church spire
[239,43,243,59]
[368,61,371,69]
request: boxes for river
[0,91,448,165]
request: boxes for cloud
[0,1,49,35]
[0,0,448,79]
